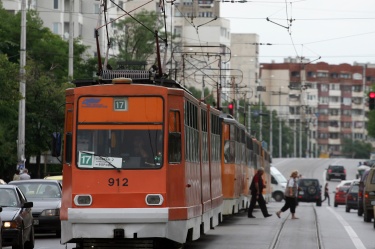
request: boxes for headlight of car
[40,208,60,216]
[3,221,18,229]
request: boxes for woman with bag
[276,170,299,219]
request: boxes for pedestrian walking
[248,167,272,218]
[13,169,21,180]
[276,170,299,219]
[20,168,31,180]
[322,183,330,206]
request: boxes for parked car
[0,206,2,248]
[334,186,348,207]
[362,167,375,222]
[326,165,346,181]
[345,180,359,212]
[0,184,34,249]
[43,175,63,184]
[297,178,322,206]
[335,180,353,192]
[8,179,62,237]
[270,166,287,202]
[358,168,371,216]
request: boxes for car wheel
[334,202,338,207]
[364,210,372,222]
[273,192,284,202]
[358,206,363,216]
[345,206,350,213]
[316,199,322,206]
[56,230,61,238]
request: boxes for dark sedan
[9,179,62,237]
[346,180,360,212]
[0,184,34,249]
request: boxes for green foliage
[0,6,90,179]
[187,86,216,107]
[0,54,19,178]
[341,138,372,158]
[114,10,159,65]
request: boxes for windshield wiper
[81,151,121,172]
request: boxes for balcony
[328,102,341,109]
[328,138,341,145]
[328,115,340,121]
[329,89,341,97]
[352,91,363,97]
[328,126,340,133]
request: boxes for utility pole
[18,0,27,169]
[68,0,74,78]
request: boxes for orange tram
[55,69,271,248]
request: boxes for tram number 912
[108,178,129,186]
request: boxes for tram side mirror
[52,132,62,157]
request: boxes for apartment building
[260,59,375,158]
[3,0,260,108]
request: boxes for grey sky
[220,0,375,65]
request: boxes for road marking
[327,207,366,249]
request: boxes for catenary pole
[18,0,27,168]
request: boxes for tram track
[269,204,324,249]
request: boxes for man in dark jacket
[247,167,272,218]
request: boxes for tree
[0,54,19,180]
[0,5,92,179]
[341,138,372,158]
[113,10,162,67]
[187,86,216,107]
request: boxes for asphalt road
[6,158,373,249]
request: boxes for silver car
[8,179,62,237]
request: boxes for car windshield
[273,173,287,183]
[299,180,318,187]
[12,182,61,199]
[0,189,18,207]
[338,186,349,192]
[329,166,344,172]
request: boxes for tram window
[168,132,181,163]
[76,129,163,169]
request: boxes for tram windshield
[76,129,163,169]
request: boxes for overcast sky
[219,0,375,65]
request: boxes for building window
[320,84,328,92]
[329,84,340,90]
[94,4,100,14]
[339,73,351,79]
[52,22,60,34]
[174,26,182,37]
[54,0,59,9]
[319,97,329,104]
[342,97,351,106]
[317,71,329,78]
[352,85,362,92]
[307,71,316,78]
[291,71,300,77]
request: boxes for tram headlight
[145,194,164,206]
[74,195,92,206]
